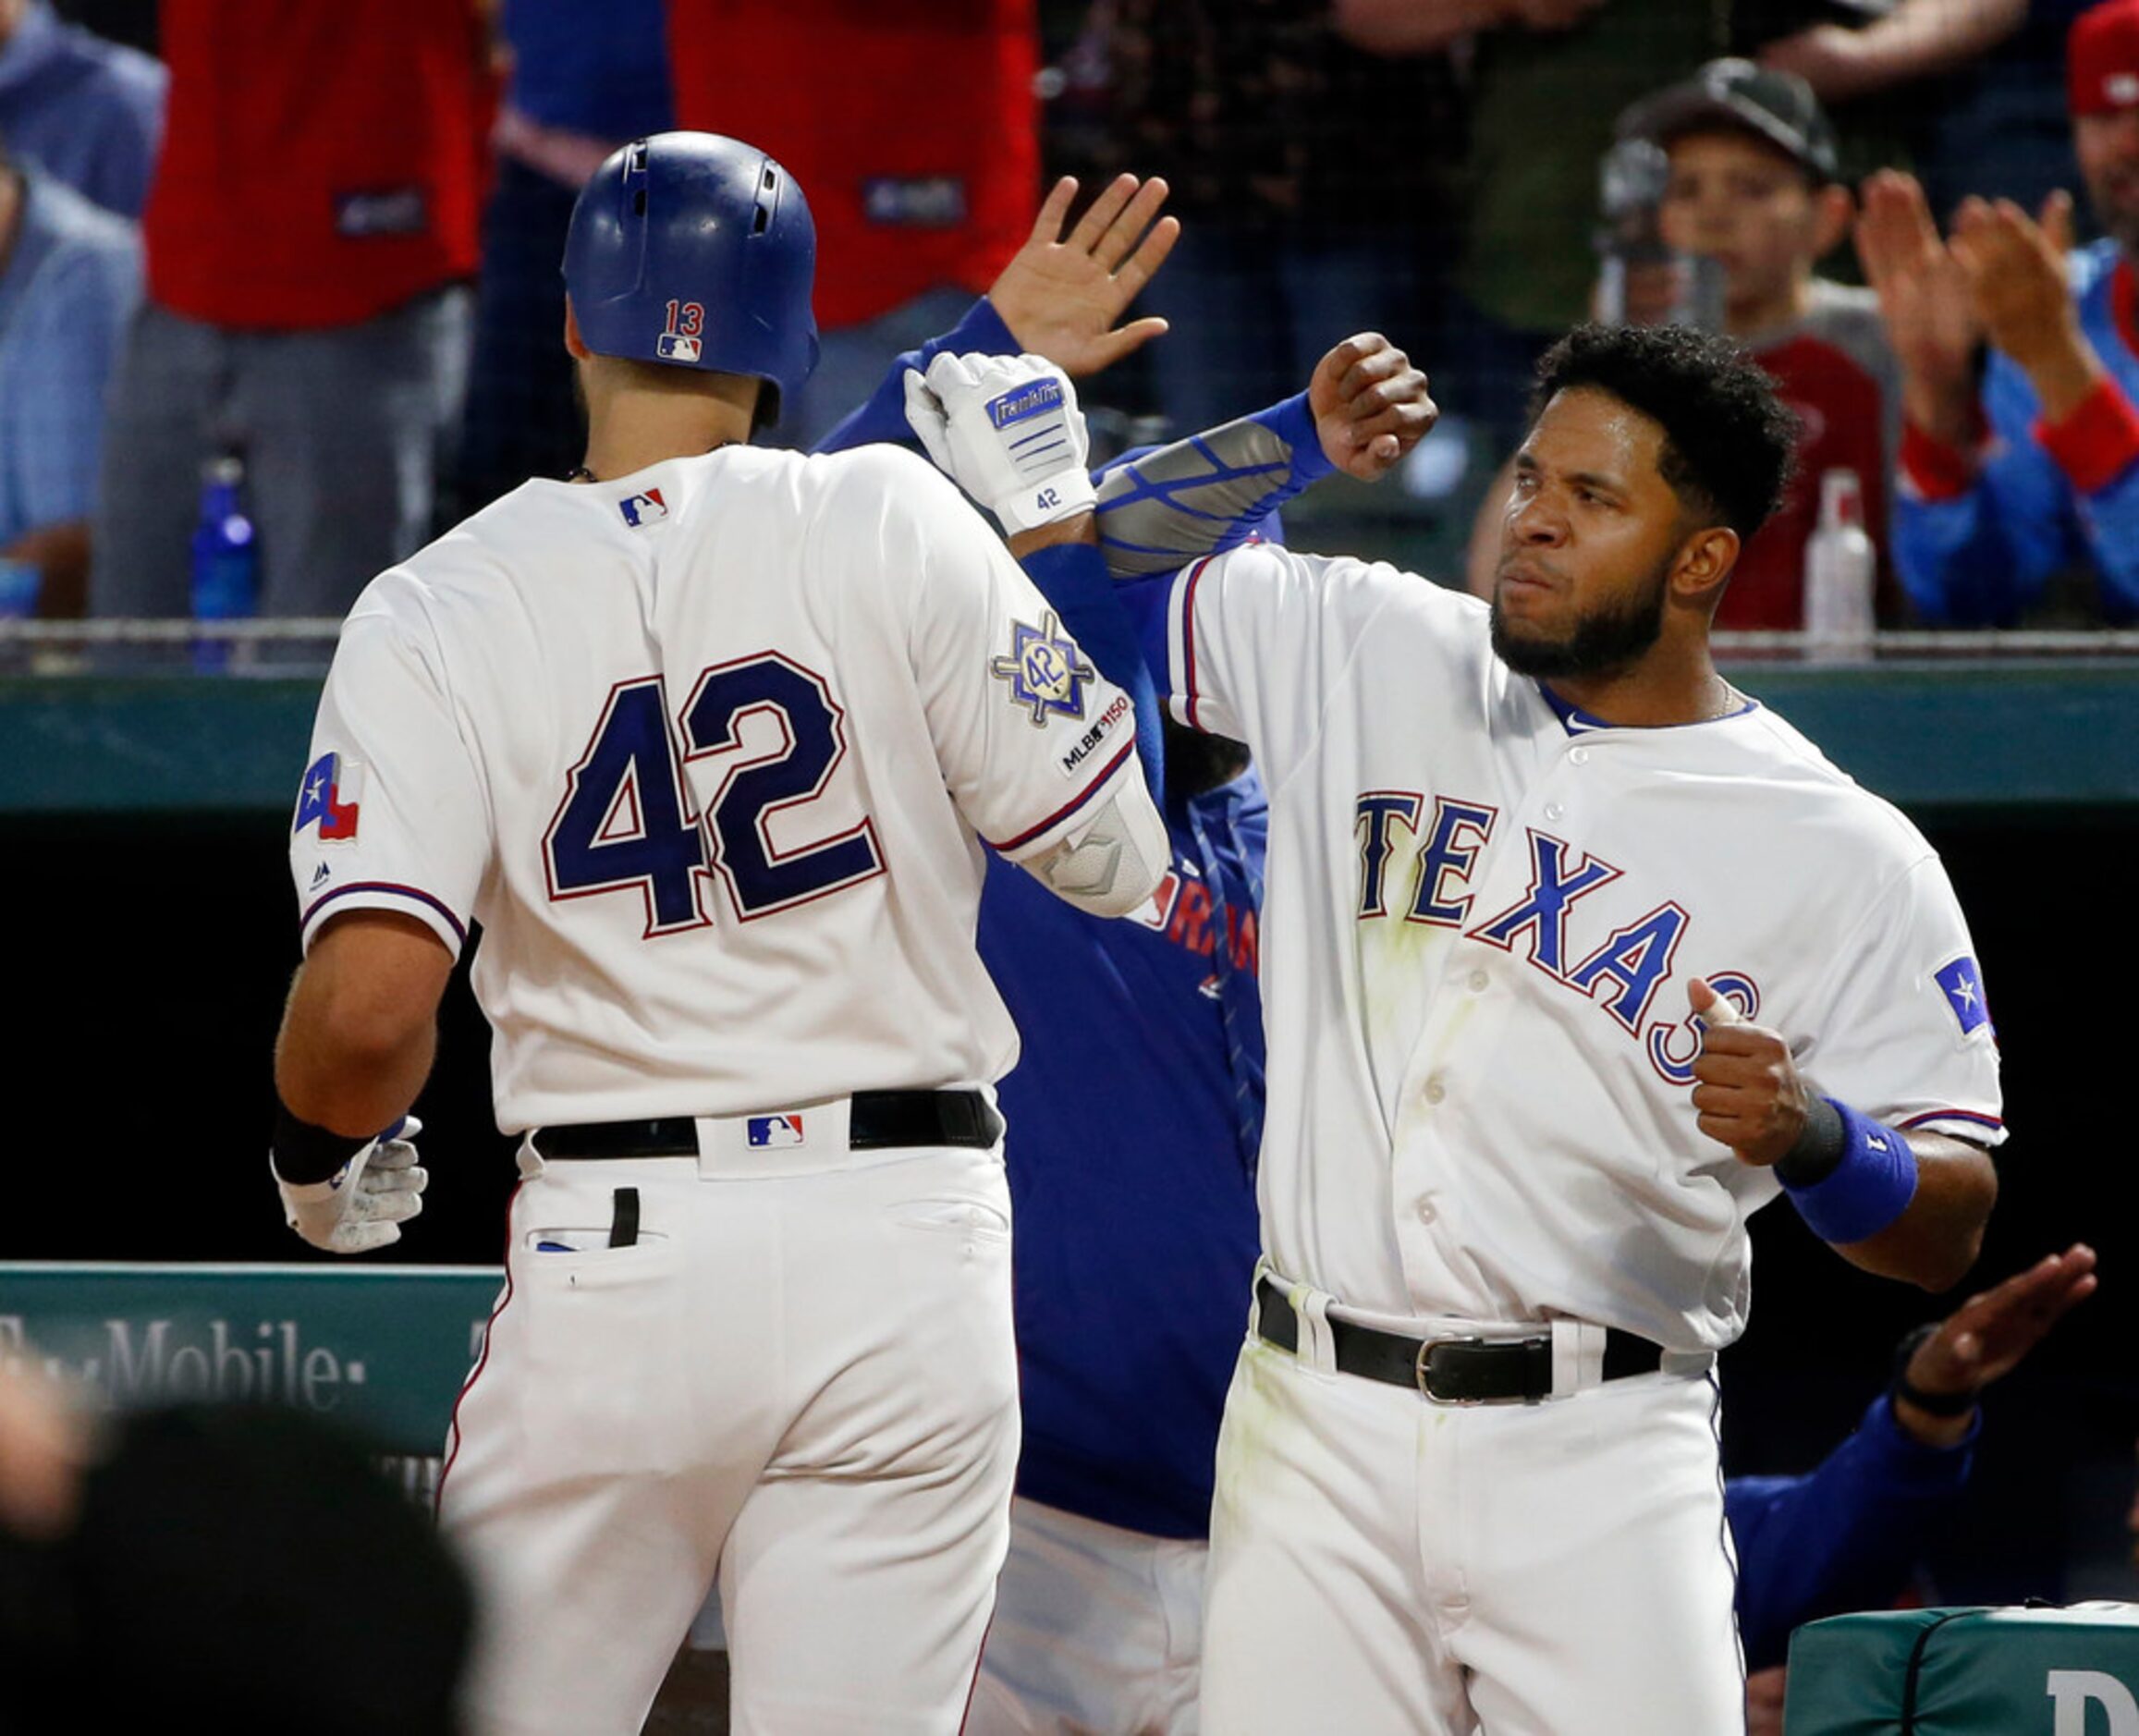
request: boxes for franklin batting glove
[273,1116,428,1254]
[903,352,1096,535]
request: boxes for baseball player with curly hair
[911,321,2003,1733]
[268,132,1168,1736]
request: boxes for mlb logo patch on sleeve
[1935,956,1991,1035]
[747,1114,806,1149]
[294,752,362,840]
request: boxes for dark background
[6,805,2134,1605]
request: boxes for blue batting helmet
[563,132,819,420]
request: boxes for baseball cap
[2070,0,2139,118]
[1617,58,1840,183]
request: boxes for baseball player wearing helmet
[912,323,2002,1734]
[270,131,1168,1736]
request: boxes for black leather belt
[535,1090,1004,1158]
[1254,1275,1663,1403]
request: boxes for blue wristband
[1253,392,1337,485]
[1781,1099,1918,1245]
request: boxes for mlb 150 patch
[1056,691,1131,779]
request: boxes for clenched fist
[1308,334,1437,482]
[1687,979,1815,1168]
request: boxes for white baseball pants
[966,1495,1209,1736]
[438,1143,1020,1736]
[1199,1327,1745,1735]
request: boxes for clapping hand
[1855,170,1983,448]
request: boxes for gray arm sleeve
[1019,771,1170,919]
[1091,415,1301,579]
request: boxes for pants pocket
[513,1232,692,1481]
[892,1195,1012,1245]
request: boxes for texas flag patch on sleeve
[294,752,362,840]
[1934,955,1992,1036]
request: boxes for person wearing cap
[1600,59,1904,630]
[1861,0,2139,624]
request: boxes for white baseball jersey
[288,442,1145,1141]
[1156,544,2004,1351]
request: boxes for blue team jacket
[982,777,1267,1537]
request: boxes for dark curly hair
[1528,324,1800,540]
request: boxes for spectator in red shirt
[1613,61,1903,630]
[666,0,1037,448]
[90,0,490,622]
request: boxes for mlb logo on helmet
[656,334,703,363]
[988,378,1063,430]
[619,489,668,529]
[746,1114,806,1149]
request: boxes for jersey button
[1423,1077,1447,1106]
[1570,747,1591,766]
[1415,1197,1438,1226]
[1544,801,1565,821]
[1467,970,1489,993]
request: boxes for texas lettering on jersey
[1353,789,1751,1086]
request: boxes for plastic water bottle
[1803,469,1876,664]
[190,454,258,670]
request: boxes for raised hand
[1855,170,1981,447]
[986,175,1181,378]
[1307,334,1437,482]
[1949,190,2103,422]
[1903,1243,2097,1402]
[902,352,1094,534]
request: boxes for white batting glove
[273,1116,427,1254]
[902,352,1096,534]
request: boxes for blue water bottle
[189,454,258,671]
